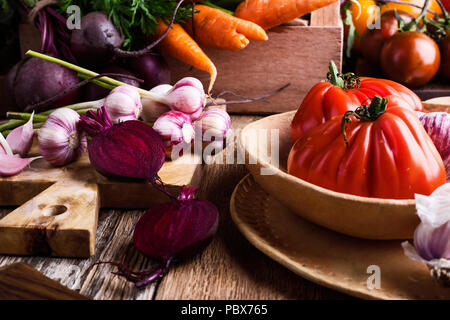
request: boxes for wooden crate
[13,3,343,115]
[167,2,343,114]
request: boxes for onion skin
[80,107,165,182]
[418,112,450,180]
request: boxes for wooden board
[0,151,203,258]
[231,174,450,300]
[166,3,343,114]
[0,262,89,300]
[0,115,349,300]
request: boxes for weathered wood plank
[0,262,89,300]
[0,116,349,300]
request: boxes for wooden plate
[230,174,450,300]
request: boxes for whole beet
[84,65,140,101]
[127,53,170,90]
[12,57,80,111]
[70,12,123,67]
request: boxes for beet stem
[113,0,185,58]
[23,73,143,113]
[26,51,161,100]
[135,258,172,288]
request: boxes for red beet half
[90,186,219,288]
[79,107,166,185]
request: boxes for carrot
[155,20,217,93]
[183,5,268,51]
[235,0,338,30]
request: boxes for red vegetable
[91,186,219,287]
[79,107,166,192]
[290,61,423,143]
[288,96,446,199]
[380,31,441,87]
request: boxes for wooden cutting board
[0,147,203,258]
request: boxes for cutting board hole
[42,205,67,216]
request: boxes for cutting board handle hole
[42,205,67,217]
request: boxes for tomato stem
[341,96,388,148]
[327,61,345,88]
[326,61,360,91]
[403,0,431,30]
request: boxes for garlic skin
[6,112,35,157]
[38,108,87,166]
[141,84,172,122]
[153,111,194,157]
[195,108,231,139]
[165,85,204,120]
[104,85,142,123]
[172,77,204,93]
[402,183,450,286]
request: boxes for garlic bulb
[165,85,204,120]
[141,84,172,122]
[38,108,87,166]
[402,183,450,286]
[153,111,195,158]
[104,85,142,123]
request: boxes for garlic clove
[104,86,143,123]
[0,132,13,156]
[165,86,205,120]
[173,77,204,93]
[0,153,39,177]
[38,108,87,167]
[6,112,35,157]
[403,183,450,286]
[181,123,195,144]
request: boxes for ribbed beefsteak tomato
[290,62,423,143]
[287,96,445,199]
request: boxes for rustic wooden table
[0,115,350,300]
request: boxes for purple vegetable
[11,57,80,111]
[91,186,219,288]
[79,107,166,186]
[70,12,124,67]
[17,1,75,62]
[6,112,35,157]
[83,65,140,101]
[418,111,450,180]
[126,53,170,90]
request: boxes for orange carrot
[183,5,268,51]
[235,0,338,30]
[155,20,217,93]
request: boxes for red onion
[79,107,167,195]
[90,186,219,288]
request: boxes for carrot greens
[58,0,195,48]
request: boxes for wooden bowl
[239,111,418,240]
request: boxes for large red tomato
[288,96,445,199]
[290,62,423,143]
